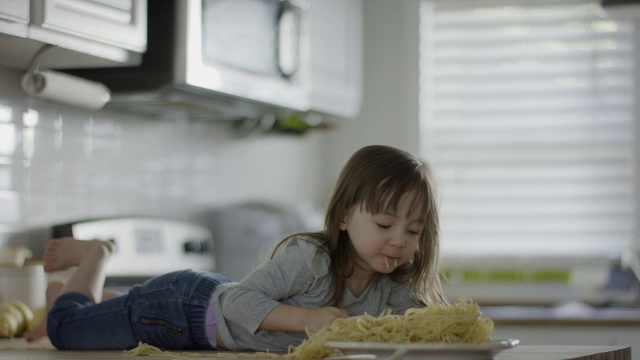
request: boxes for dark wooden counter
[0,338,631,359]
[495,345,630,360]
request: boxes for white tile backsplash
[0,65,326,255]
[0,193,20,223]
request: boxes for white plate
[325,339,519,360]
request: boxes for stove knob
[183,240,209,253]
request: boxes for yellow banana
[0,300,35,337]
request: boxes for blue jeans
[47,269,232,350]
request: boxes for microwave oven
[68,0,311,120]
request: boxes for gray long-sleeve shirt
[210,236,423,352]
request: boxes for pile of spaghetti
[288,297,494,359]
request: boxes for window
[420,0,636,259]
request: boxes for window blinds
[420,0,636,258]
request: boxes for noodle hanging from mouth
[384,256,389,268]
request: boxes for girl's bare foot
[43,237,115,272]
[43,237,117,304]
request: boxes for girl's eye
[407,229,422,236]
[376,223,391,229]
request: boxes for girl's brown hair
[273,145,446,307]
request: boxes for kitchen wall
[0,65,327,255]
[325,0,422,177]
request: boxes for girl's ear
[339,213,349,231]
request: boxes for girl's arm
[259,304,349,332]
[220,238,339,334]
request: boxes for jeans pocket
[138,315,185,337]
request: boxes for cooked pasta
[124,342,282,358]
[384,256,399,269]
[125,298,493,359]
[124,342,201,357]
[288,297,493,359]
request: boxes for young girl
[38,144,446,352]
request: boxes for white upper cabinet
[0,0,146,70]
[31,0,146,52]
[0,0,29,37]
[309,0,362,119]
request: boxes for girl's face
[339,194,424,275]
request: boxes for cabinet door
[0,0,29,37]
[32,0,146,52]
[309,0,362,119]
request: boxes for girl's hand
[304,306,349,332]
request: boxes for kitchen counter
[495,345,630,359]
[0,338,631,360]
[482,305,638,359]
[482,304,640,326]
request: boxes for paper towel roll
[21,70,111,110]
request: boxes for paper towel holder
[21,45,112,110]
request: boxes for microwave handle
[276,0,300,78]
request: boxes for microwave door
[180,0,311,112]
[201,0,280,76]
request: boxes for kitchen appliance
[0,246,46,309]
[48,217,216,291]
[0,262,46,310]
[205,201,323,281]
[68,0,311,120]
